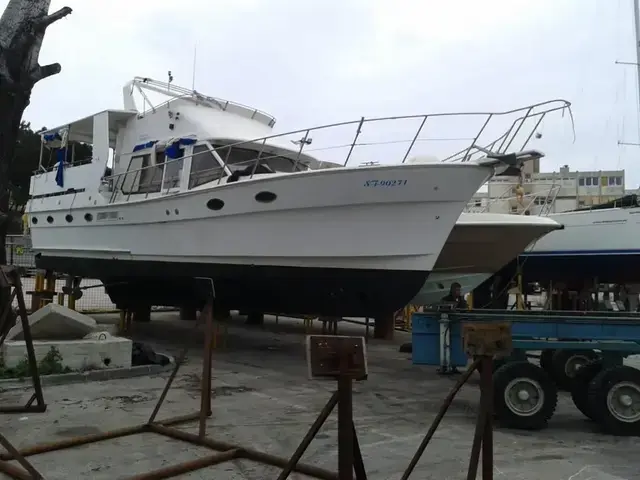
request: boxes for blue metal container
[412,312,467,366]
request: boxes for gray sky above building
[11,0,640,187]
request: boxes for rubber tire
[539,349,555,376]
[493,361,558,430]
[570,359,604,420]
[587,365,640,436]
[551,349,599,390]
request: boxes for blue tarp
[43,133,62,143]
[55,149,65,187]
[166,137,197,159]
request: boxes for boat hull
[29,163,493,316]
[35,256,429,317]
[411,272,490,306]
[410,212,561,305]
[500,206,640,285]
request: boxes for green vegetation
[0,346,72,379]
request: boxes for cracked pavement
[1,313,639,479]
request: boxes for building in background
[469,164,626,214]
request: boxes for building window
[601,176,608,187]
[616,176,623,186]
[579,178,585,186]
[586,177,592,186]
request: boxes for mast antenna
[192,44,198,90]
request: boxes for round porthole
[31,217,38,225]
[206,198,225,211]
[255,191,277,203]
[174,208,179,215]
[165,209,170,215]
[46,216,54,224]
[65,214,73,223]
[84,213,93,222]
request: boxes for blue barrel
[411,312,467,366]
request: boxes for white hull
[412,272,491,306]
[531,206,640,255]
[507,204,640,284]
[29,163,492,272]
[411,212,562,305]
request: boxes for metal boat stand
[0,265,47,413]
[278,334,369,480]
[0,266,47,480]
[0,298,357,480]
[400,322,512,480]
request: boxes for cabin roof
[41,109,138,146]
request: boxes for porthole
[46,216,54,224]
[165,209,170,215]
[206,198,225,211]
[255,191,277,203]
[31,217,38,225]
[174,208,179,215]
[84,213,93,222]
[65,214,73,223]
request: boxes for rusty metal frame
[399,357,497,480]
[0,299,346,480]
[0,266,46,414]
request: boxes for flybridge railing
[128,77,277,127]
[97,99,572,203]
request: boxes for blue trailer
[412,308,640,435]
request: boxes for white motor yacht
[26,76,570,317]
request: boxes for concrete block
[2,337,132,370]
[7,304,97,341]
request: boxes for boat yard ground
[1,314,640,480]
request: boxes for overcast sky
[8,0,640,186]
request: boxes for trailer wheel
[587,366,640,436]
[551,349,599,390]
[539,349,555,375]
[494,361,557,430]
[570,359,604,420]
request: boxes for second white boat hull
[410,212,562,306]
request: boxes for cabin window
[138,153,163,193]
[579,178,584,186]
[213,144,306,173]
[121,154,149,194]
[189,144,225,188]
[161,148,184,190]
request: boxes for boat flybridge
[26,76,571,317]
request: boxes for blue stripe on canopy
[132,140,157,152]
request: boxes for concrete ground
[1,313,639,480]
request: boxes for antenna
[191,44,198,90]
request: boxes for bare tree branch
[29,62,60,84]
[33,6,72,31]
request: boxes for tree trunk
[0,0,72,266]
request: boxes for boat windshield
[211,143,309,173]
